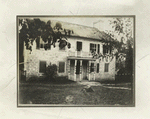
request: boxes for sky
[39,17,113,31]
[26,16,133,43]
[18,16,134,44]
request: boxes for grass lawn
[19,81,134,106]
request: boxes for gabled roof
[41,19,113,42]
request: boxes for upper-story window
[36,37,51,50]
[77,41,82,51]
[59,46,65,50]
[103,45,111,54]
[103,45,108,54]
[90,43,100,54]
[59,39,66,51]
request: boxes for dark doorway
[76,60,80,74]
[82,60,88,80]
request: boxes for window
[77,41,82,51]
[59,46,65,50]
[103,45,107,54]
[59,62,65,73]
[39,61,46,73]
[41,43,51,50]
[103,45,111,54]
[90,43,96,53]
[97,63,99,73]
[90,63,94,72]
[40,44,44,48]
[39,38,51,50]
[90,43,100,54]
[104,63,109,72]
[59,39,66,50]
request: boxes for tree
[18,18,74,73]
[108,17,134,74]
[19,18,73,70]
[19,18,72,52]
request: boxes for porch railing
[68,51,93,57]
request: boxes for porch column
[80,60,82,81]
[74,60,77,81]
[88,61,91,81]
[96,44,98,54]
[94,62,96,80]
[87,62,89,79]
[68,60,70,79]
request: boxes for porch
[67,57,97,82]
[68,50,93,58]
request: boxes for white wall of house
[68,37,103,54]
[23,36,115,81]
[94,56,116,80]
[24,39,68,79]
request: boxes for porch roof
[67,56,96,61]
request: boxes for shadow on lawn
[20,76,76,84]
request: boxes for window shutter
[98,44,100,54]
[104,63,109,72]
[59,46,65,50]
[90,43,95,52]
[39,61,46,73]
[59,62,65,73]
[36,37,40,49]
[48,44,51,50]
[97,63,99,73]
[94,44,96,51]
[103,45,106,54]
[41,44,44,48]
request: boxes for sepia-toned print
[18,16,135,107]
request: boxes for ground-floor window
[104,63,109,72]
[39,61,46,73]
[90,63,94,72]
[58,62,65,73]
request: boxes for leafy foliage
[45,64,58,80]
[109,17,134,74]
[19,18,72,52]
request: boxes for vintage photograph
[17,16,135,106]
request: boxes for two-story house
[22,20,116,81]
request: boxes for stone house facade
[23,20,116,81]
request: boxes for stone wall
[94,56,116,81]
[23,37,116,81]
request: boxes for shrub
[45,64,58,80]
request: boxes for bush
[45,64,58,81]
